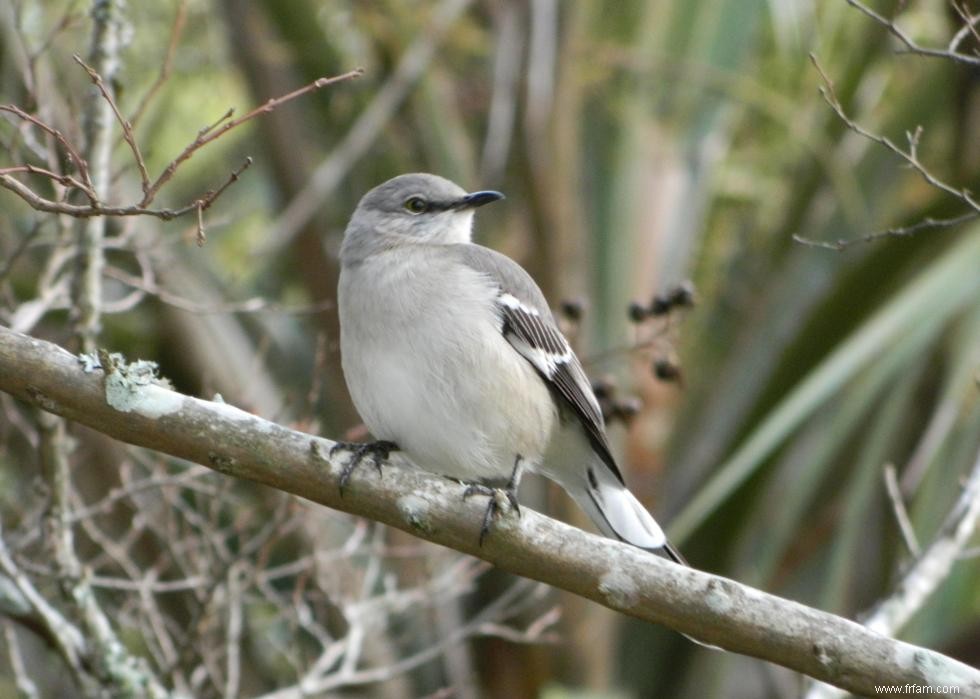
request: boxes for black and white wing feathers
[450,244,624,484]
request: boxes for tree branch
[0,104,93,193]
[127,0,188,129]
[793,53,980,251]
[75,0,124,353]
[0,70,362,225]
[141,69,363,208]
[846,0,980,68]
[74,52,152,196]
[0,325,977,697]
[804,448,980,699]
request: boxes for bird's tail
[561,455,686,565]
[562,460,722,650]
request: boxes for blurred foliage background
[1,0,979,697]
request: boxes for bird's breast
[338,250,555,481]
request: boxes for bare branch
[865,452,980,635]
[0,72,361,225]
[0,157,253,226]
[3,622,40,699]
[810,52,980,210]
[74,53,151,195]
[0,326,978,698]
[0,163,97,202]
[804,447,980,699]
[128,0,188,129]
[75,0,125,353]
[883,463,920,557]
[949,1,980,54]
[0,170,236,221]
[142,70,363,207]
[262,578,549,698]
[194,156,253,246]
[0,104,93,190]
[793,54,980,251]
[0,519,88,682]
[846,0,980,67]
[793,211,980,251]
[34,406,172,696]
[201,157,253,214]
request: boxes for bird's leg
[503,455,524,515]
[328,440,398,496]
[462,455,525,545]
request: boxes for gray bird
[334,172,685,564]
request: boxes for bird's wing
[449,243,624,483]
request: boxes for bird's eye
[403,196,428,214]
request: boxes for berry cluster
[628,280,696,323]
[629,280,694,384]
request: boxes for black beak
[457,190,505,209]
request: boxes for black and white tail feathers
[563,447,687,565]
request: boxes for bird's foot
[462,482,521,546]
[328,440,398,496]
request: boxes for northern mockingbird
[334,173,685,564]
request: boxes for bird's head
[341,173,503,263]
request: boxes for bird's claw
[462,483,521,546]
[329,440,397,496]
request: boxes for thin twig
[883,463,920,557]
[202,157,253,213]
[198,108,235,140]
[0,163,249,221]
[3,622,40,699]
[142,70,363,207]
[74,53,151,195]
[0,104,93,189]
[949,1,980,54]
[1,72,359,226]
[867,450,980,633]
[805,446,980,699]
[845,0,980,67]
[67,465,213,522]
[0,519,87,677]
[0,163,98,201]
[194,156,253,246]
[793,212,980,251]
[793,54,980,251]
[196,203,206,247]
[811,54,980,210]
[129,0,188,128]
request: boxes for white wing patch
[498,293,531,312]
[496,294,573,377]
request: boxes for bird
[333,172,686,565]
